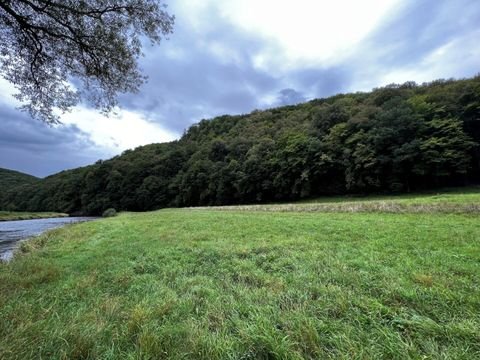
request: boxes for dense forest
[1,76,479,215]
[0,168,39,193]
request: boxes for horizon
[1,0,480,177]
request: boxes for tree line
[1,76,479,215]
[0,168,39,193]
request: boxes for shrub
[102,208,117,218]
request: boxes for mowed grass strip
[0,209,479,359]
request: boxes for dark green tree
[2,76,480,214]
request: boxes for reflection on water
[0,217,96,261]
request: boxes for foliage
[0,168,38,192]
[102,208,117,217]
[0,0,174,123]
[1,197,479,358]
[1,76,480,214]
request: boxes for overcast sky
[1,0,480,177]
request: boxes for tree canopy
[1,76,480,215]
[0,0,174,123]
[0,168,39,192]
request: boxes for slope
[0,168,38,192]
[2,76,480,214]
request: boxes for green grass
[0,211,69,221]
[1,193,479,359]
[301,186,480,205]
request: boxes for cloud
[116,10,282,133]
[347,0,480,90]
[368,0,480,66]
[1,0,480,176]
[213,0,403,71]
[0,105,112,177]
[61,107,177,151]
[276,89,307,106]
[116,0,378,133]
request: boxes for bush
[102,208,117,218]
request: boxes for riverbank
[0,211,69,221]
[0,216,97,261]
[1,191,479,358]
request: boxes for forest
[0,168,39,193]
[1,76,479,215]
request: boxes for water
[0,217,96,261]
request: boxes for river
[0,217,96,261]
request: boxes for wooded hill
[1,76,479,215]
[0,168,39,193]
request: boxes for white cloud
[0,78,20,107]
[61,107,178,153]
[202,41,245,66]
[212,0,402,71]
[0,78,178,156]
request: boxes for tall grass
[0,193,479,358]
[193,201,480,214]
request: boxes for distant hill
[1,76,480,215]
[0,168,38,192]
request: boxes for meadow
[0,190,479,359]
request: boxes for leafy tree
[420,117,474,182]
[273,133,322,198]
[240,139,276,202]
[0,0,174,123]
[312,100,352,136]
[2,76,480,214]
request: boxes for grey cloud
[276,89,306,106]
[0,106,111,177]
[117,12,281,133]
[359,0,480,75]
[2,0,480,177]
[291,66,354,99]
[117,2,363,134]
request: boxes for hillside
[1,76,480,215]
[0,168,38,192]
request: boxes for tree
[2,76,480,214]
[420,117,475,181]
[0,0,174,123]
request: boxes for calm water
[0,217,96,261]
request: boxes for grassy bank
[0,211,69,221]
[1,195,479,358]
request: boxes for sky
[1,0,480,177]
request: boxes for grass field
[0,190,479,359]
[0,211,69,221]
